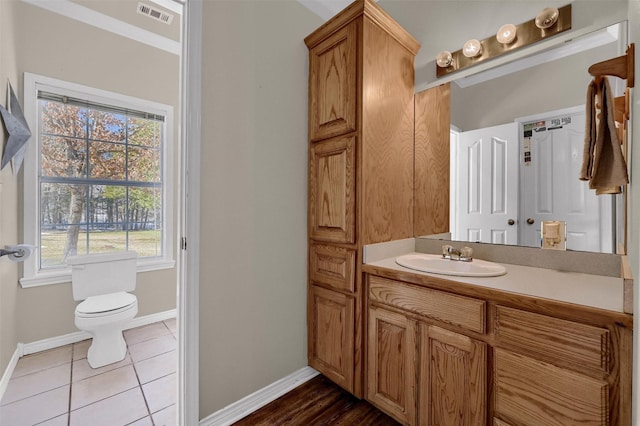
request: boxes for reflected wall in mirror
[434,23,628,254]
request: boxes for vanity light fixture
[462,39,483,58]
[436,51,453,68]
[535,7,559,29]
[435,3,571,78]
[496,24,517,44]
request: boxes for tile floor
[0,319,177,426]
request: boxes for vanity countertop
[364,252,626,313]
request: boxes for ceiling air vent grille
[137,2,174,25]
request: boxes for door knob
[507,219,515,225]
[526,218,535,225]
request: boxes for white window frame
[21,73,175,287]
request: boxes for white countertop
[367,253,625,313]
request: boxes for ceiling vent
[137,2,174,25]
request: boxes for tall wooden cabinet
[305,0,420,396]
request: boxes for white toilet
[67,251,138,368]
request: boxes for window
[22,74,174,286]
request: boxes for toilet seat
[76,292,137,318]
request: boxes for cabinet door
[309,22,357,142]
[367,306,417,425]
[309,135,356,243]
[419,325,486,426]
[308,285,354,392]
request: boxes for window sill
[19,259,176,288]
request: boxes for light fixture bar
[437,4,572,78]
[454,23,620,88]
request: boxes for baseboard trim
[22,309,177,356]
[199,366,320,426]
[0,345,23,403]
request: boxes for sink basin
[395,253,507,277]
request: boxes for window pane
[89,141,126,180]
[41,183,87,226]
[128,146,161,182]
[40,183,89,267]
[128,117,161,148]
[89,185,126,228]
[89,110,126,143]
[128,187,162,257]
[41,136,86,178]
[39,101,87,138]
[41,226,88,268]
[88,226,128,254]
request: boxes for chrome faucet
[441,245,473,262]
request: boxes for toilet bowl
[75,292,138,368]
[67,252,138,369]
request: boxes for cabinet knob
[507,219,515,226]
[527,218,535,225]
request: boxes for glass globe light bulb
[462,39,482,58]
[436,51,453,68]
[496,24,517,44]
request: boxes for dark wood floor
[233,375,400,425]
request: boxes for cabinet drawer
[494,349,608,426]
[310,243,355,292]
[368,276,485,334]
[495,305,610,374]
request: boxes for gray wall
[0,0,178,373]
[450,43,618,131]
[0,0,20,376]
[198,0,321,418]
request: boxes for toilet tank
[67,251,138,301]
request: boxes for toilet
[67,251,138,368]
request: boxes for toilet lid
[76,292,137,315]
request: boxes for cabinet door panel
[309,135,356,243]
[309,285,354,392]
[367,306,417,425]
[309,22,357,141]
[494,349,608,426]
[420,325,486,426]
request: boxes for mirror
[440,23,627,254]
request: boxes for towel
[579,77,629,194]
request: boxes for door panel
[520,111,611,251]
[456,123,518,244]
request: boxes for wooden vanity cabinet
[364,272,632,426]
[305,0,419,396]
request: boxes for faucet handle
[461,246,473,260]
[442,245,453,257]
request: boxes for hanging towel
[579,77,628,194]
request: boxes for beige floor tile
[129,334,176,363]
[72,340,91,361]
[163,318,177,334]
[124,322,171,345]
[70,387,148,426]
[1,363,71,405]
[127,416,154,426]
[72,352,132,382]
[0,385,69,426]
[36,413,68,425]
[152,404,176,426]
[142,373,176,413]
[12,346,72,378]
[70,364,139,410]
[134,350,176,384]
